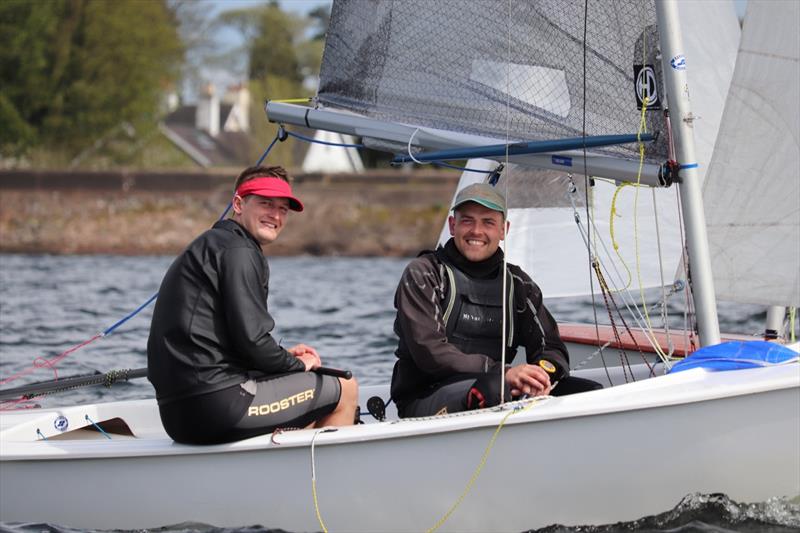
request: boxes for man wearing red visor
[148,165,358,444]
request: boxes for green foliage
[248,3,303,83]
[0,0,183,159]
[307,5,330,41]
[216,2,331,169]
[217,3,308,85]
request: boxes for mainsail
[703,0,800,308]
[269,0,741,298]
[434,1,741,298]
[318,0,669,163]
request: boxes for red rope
[0,333,103,386]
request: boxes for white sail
[301,130,364,174]
[703,0,800,307]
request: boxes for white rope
[406,127,427,165]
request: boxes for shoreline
[0,170,459,256]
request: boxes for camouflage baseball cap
[452,183,507,216]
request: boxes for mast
[765,306,787,339]
[655,0,721,346]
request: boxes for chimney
[196,83,220,137]
[223,84,250,133]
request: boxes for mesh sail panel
[319,0,667,163]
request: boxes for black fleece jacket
[391,239,569,404]
[147,219,303,405]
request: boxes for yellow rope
[632,97,670,361]
[633,33,672,362]
[312,478,328,533]
[271,97,313,104]
[427,403,535,532]
[609,182,633,290]
[790,307,797,343]
[310,428,330,533]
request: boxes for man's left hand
[288,344,321,369]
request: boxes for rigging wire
[565,180,665,374]
[666,110,699,354]
[498,0,512,405]
[581,0,607,376]
[573,4,685,373]
[651,186,676,356]
[632,96,671,362]
[564,168,688,371]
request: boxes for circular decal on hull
[54,415,69,432]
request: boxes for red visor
[235,177,304,212]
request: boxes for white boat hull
[1,365,798,532]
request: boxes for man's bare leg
[317,376,359,426]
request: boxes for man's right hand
[505,364,552,397]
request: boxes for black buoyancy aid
[438,252,515,361]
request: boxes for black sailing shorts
[159,372,341,444]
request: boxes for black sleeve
[394,256,505,378]
[512,267,570,380]
[219,246,304,374]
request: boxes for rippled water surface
[0,254,796,532]
[0,254,410,407]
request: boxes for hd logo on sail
[248,389,315,416]
[633,64,661,110]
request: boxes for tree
[216,2,327,167]
[218,2,304,85]
[0,0,184,158]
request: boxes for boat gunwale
[1,364,797,461]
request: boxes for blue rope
[36,428,47,440]
[256,133,282,165]
[56,131,285,353]
[103,291,159,335]
[430,161,493,174]
[217,201,233,221]
[284,129,364,148]
[85,414,112,440]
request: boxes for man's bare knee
[338,376,358,407]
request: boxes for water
[0,255,408,407]
[0,254,796,532]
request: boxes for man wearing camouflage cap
[390,183,597,417]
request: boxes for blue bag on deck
[668,340,799,373]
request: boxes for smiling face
[448,201,506,262]
[232,194,290,246]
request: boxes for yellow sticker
[538,359,557,373]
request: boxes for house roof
[161,104,250,168]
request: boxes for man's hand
[505,364,552,397]
[288,344,321,371]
